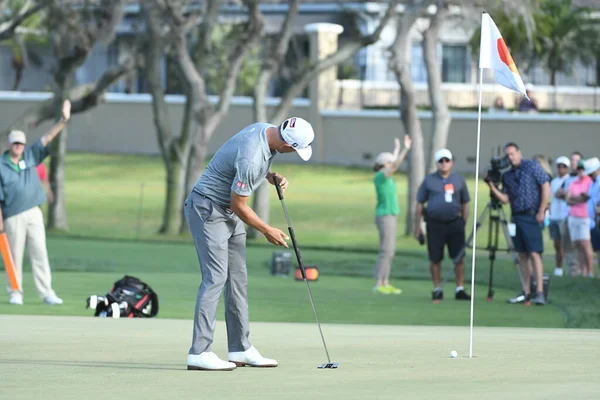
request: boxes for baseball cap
[375,152,394,166]
[434,148,453,162]
[8,130,26,144]
[279,117,314,161]
[584,157,600,175]
[555,156,570,168]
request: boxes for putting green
[1,315,598,399]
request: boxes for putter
[273,176,339,370]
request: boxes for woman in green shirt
[372,135,411,294]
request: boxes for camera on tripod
[484,154,510,186]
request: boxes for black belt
[513,209,536,216]
[427,216,462,224]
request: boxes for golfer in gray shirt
[185,117,314,371]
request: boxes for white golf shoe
[9,293,23,305]
[228,346,278,368]
[43,295,63,305]
[187,352,237,371]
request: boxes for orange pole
[0,233,20,291]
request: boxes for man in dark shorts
[415,149,471,303]
[487,142,550,305]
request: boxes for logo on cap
[290,118,296,128]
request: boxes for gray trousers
[184,192,251,355]
[375,215,397,281]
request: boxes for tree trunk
[551,70,557,111]
[47,88,69,231]
[180,127,211,234]
[160,147,188,234]
[423,9,451,172]
[400,80,426,237]
[248,67,272,239]
[247,1,300,239]
[389,12,424,236]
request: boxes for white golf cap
[280,117,314,161]
[555,156,570,168]
[584,157,600,175]
[8,130,26,144]
[434,148,453,162]
[375,152,394,166]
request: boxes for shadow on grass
[0,359,183,371]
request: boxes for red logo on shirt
[236,181,242,187]
[241,184,247,189]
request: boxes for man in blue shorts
[487,142,550,305]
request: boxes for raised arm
[383,135,412,177]
[40,100,71,147]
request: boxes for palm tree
[534,0,598,87]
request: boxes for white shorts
[568,216,591,242]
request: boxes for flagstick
[469,68,484,359]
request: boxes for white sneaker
[228,346,278,368]
[553,267,564,277]
[9,294,23,305]
[187,352,237,371]
[43,295,63,305]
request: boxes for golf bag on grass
[86,275,159,318]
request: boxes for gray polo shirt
[0,139,49,220]
[417,171,470,222]
[193,123,277,208]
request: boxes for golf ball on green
[450,350,458,358]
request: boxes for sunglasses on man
[438,158,451,164]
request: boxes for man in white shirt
[549,156,571,276]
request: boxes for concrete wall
[336,80,600,112]
[1,92,599,174]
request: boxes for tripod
[452,194,525,300]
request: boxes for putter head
[318,362,339,369]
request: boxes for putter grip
[273,175,284,200]
[288,226,306,279]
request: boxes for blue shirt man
[584,157,600,254]
[488,142,550,305]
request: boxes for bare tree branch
[198,0,224,58]
[423,1,451,171]
[271,0,400,124]
[209,0,264,131]
[144,3,174,165]
[253,0,300,123]
[71,59,135,113]
[0,0,48,41]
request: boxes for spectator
[415,149,471,303]
[0,100,71,306]
[487,142,550,305]
[489,96,508,113]
[533,154,553,180]
[548,156,570,277]
[583,157,600,277]
[519,84,539,112]
[371,135,411,295]
[36,163,53,205]
[555,151,584,276]
[566,160,594,277]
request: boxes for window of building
[442,45,468,83]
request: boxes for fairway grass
[1,315,599,400]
